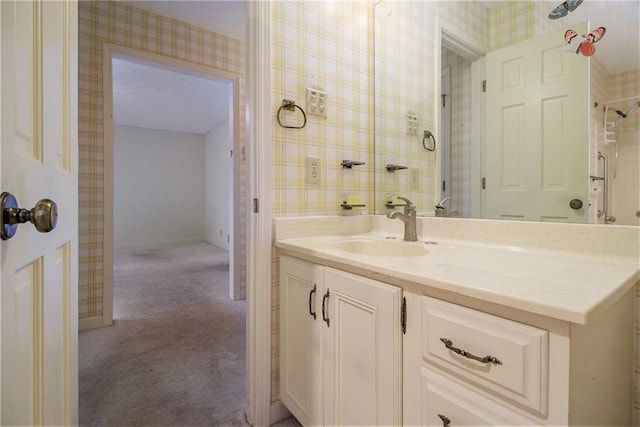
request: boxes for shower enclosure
[598,97,640,226]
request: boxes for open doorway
[109,54,234,272]
[100,45,244,324]
[78,46,247,424]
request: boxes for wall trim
[101,42,242,326]
[245,1,273,425]
[113,237,203,250]
[270,400,292,425]
[79,315,111,332]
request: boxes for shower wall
[592,66,640,226]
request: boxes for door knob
[1,192,58,240]
[569,199,583,210]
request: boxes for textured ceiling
[112,58,231,136]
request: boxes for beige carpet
[79,241,248,426]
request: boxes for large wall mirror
[374,1,639,225]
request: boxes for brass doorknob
[1,192,58,240]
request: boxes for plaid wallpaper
[271,0,374,217]
[78,1,247,320]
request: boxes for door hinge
[253,198,259,213]
[227,235,230,243]
[401,297,407,335]
[442,180,446,192]
[482,80,487,92]
[481,177,486,189]
[230,150,233,157]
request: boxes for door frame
[436,18,487,217]
[98,43,242,327]
[246,2,277,425]
[440,66,451,200]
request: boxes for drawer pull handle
[440,338,502,365]
[322,289,330,327]
[438,414,451,427]
[308,284,317,320]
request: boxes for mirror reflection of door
[440,48,476,219]
[483,23,589,222]
[440,67,451,205]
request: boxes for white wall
[114,125,206,247]
[205,120,232,249]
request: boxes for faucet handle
[396,196,415,214]
[436,196,451,208]
[396,196,413,206]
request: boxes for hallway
[79,242,246,426]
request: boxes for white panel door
[1,1,78,424]
[322,268,402,426]
[484,23,589,222]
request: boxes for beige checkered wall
[78,1,247,321]
[271,1,374,217]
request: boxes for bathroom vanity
[275,216,639,426]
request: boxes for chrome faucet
[435,197,458,217]
[387,196,418,241]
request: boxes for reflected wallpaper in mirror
[374,1,639,225]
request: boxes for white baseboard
[113,237,202,250]
[270,400,292,425]
[79,315,112,331]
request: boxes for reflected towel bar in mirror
[386,164,408,172]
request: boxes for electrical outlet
[410,168,419,188]
[306,156,321,185]
[307,88,327,117]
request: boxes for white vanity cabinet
[403,291,634,426]
[279,255,403,426]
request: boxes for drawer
[421,296,548,415]
[422,368,540,426]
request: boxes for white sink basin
[323,239,428,257]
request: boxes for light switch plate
[407,112,418,135]
[307,88,327,117]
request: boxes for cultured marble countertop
[275,233,640,325]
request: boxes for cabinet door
[422,368,539,426]
[322,268,402,426]
[280,256,323,425]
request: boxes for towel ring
[422,130,436,152]
[277,99,307,129]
